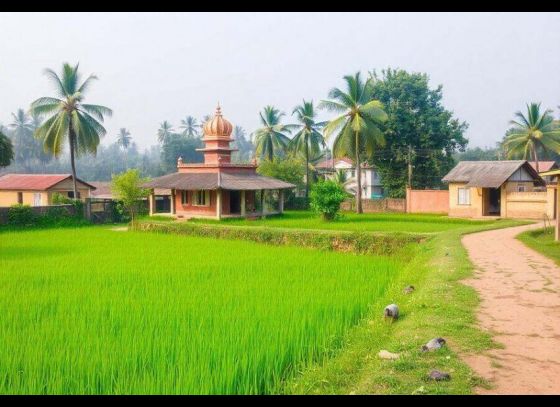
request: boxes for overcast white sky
[1,12,559,150]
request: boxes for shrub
[310,180,346,220]
[8,204,36,226]
[132,221,424,257]
[111,169,150,223]
[51,192,72,205]
[285,196,309,210]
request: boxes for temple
[144,105,295,219]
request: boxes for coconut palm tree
[201,114,212,128]
[252,106,294,161]
[157,121,174,144]
[289,100,326,197]
[503,103,560,173]
[30,63,112,199]
[0,131,14,167]
[9,109,35,168]
[116,128,132,150]
[179,116,200,138]
[319,72,388,213]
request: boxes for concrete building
[315,157,384,199]
[0,174,95,207]
[442,160,554,219]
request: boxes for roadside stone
[384,304,399,320]
[403,285,415,294]
[378,350,400,360]
[421,337,446,352]
[428,370,451,381]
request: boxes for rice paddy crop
[0,227,403,394]
[191,210,499,233]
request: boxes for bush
[8,204,36,226]
[51,192,73,205]
[310,180,347,221]
[132,221,424,257]
[285,196,309,210]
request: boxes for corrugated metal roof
[442,161,544,188]
[0,174,96,191]
[144,172,295,191]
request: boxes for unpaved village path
[461,223,560,394]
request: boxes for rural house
[144,105,295,219]
[442,160,555,219]
[315,157,384,199]
[529,161,559,184]
[0,174,95,207]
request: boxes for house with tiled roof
[0,174,95,207]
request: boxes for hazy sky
[1,12,560,150]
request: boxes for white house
[315,157,384,199]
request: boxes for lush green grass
[518,227,560,265]
[0,226,403,395]
[285,218,526,394]
[190,210,503,233]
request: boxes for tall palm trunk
[355,131,362,214]
[305,139,309,198]
[68,125,79,201]
[532,145,539,173]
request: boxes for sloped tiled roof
[0,174,96,191]
[442,161,544,188]
[528,161,558,173]
[143,172,295,191]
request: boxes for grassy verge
[284,219,526,394]
[517,227,560,265]
[133,220,425,257]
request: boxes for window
[33,193,42,206]
[517,184,526,192]
[193,190,210,206]
[67,191,81,199]
[181,191,188,205]
[458,187,471,205]
[17,192,23,204]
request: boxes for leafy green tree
[369,68,468,197]
[111,169,150,223]
[179,116,201,138]
[0,131,14,167]
[257,156,305,203]
[160,133,203,173]
[503,103,560,172]
[320,72,388,213]
[310,179,347,221]
[8,109,50,171]
[253,106,293,161]
[289,100,326,198]
[30,63,112,199]
[157,121,174,144]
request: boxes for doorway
[483,188,501,216]
[230,190,241,214]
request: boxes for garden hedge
[132,221,425,256]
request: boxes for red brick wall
[406,188,449,214]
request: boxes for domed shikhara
[203,105,233,139]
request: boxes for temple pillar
[149,191,155,215]
[279,189,284,213]
[217,189,222,220]
[241,190,246,216]
[261,190,267,216]
[170,189,176,214]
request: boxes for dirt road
[461,223,560,395]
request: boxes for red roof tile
[0,174,96,191]
[528,161,558,172]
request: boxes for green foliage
[502,103,560,172]
[116,128,132,150]
[30,62,112,199]
[160,133,204,173]
[453,145,502,162]
[320,72,388,212]
[179,116,201,138]
[111,169,150,222]
[231,125,255,163]
[257,156,305,202]
[253,106,293,161]
[135,220,422,256]
[51,192,72,204]
[369,68,468,197]
[309,180,347,220]
[8,204,35,226]
[0,130,14,167]
[518,227,560,265]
